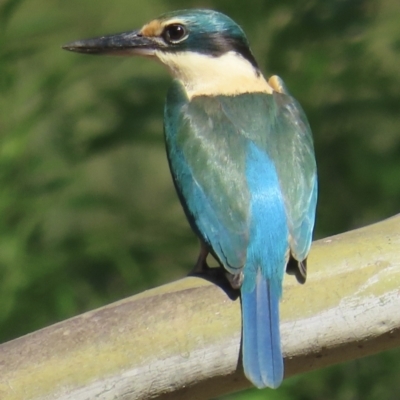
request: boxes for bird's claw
[226,271,243,289]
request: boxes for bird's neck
[155,51,273,99]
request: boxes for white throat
[154,50,273,99]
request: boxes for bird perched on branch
[63,9,317,389]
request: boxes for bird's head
[63,9,273,97]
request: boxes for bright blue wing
[269,76,317,264]
[164,80,251,272]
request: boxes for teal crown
[156,9,259,68]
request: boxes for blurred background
[1,0,400,398]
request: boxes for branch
[1,216,400,399]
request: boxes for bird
[63,9,318,389]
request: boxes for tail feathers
[241,273,283,389]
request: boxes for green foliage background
[1,0,400,398]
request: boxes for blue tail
[241,271,283,389]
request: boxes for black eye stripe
[162,24,187,44]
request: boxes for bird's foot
[190,258,225,278]
[226,271,243,290]
[190,240,212,274]
[190,258,211,274]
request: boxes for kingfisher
[63,9,317,389]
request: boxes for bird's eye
[162,24,187,44]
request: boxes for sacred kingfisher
[63,9,317,389]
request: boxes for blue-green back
[164,80,317,270]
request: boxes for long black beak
[62,30,156,56]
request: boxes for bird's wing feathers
[164,81,250,270]
[268,76,317,262]
[164,78,316,270]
